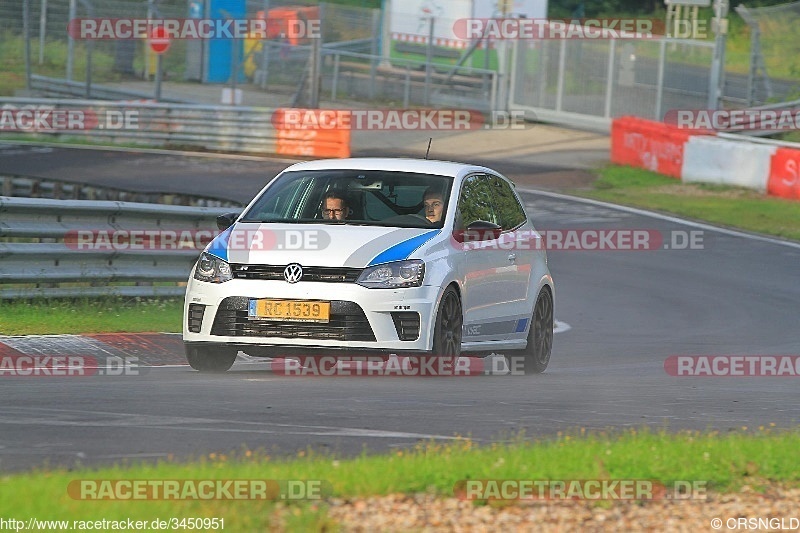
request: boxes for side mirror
[453,220,502,243]
[216,212,240,231]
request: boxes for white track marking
[519,188,800,250]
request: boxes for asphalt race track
[0,143,576,204]
[2,181,799,472]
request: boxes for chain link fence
[736,2,800,105]
[510,36,715,130]
[0,1,381,103]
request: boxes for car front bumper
[183,277,443,354]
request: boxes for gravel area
[274,484,800,532]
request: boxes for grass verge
[575,165,800,241]
[0,297,183,335]
[1,428,798,529]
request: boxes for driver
[321,191,348,220]
[422,187,444,223]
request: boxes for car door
[486,174,536,337]
[457,174,509,339]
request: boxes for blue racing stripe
[206,226,234,262]
[367,230,440,266]
[515,318,529,333]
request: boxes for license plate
[248,299,330,322]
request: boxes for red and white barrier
[611,116,800,201]
[682,136,775,193]
[767,148,800,200]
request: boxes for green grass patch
[577,165,800,241]
[1,428,798,529]
[0,297,183,335]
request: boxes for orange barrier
[767,147,800,200]
[611,116,713,179]
[273,108,351,158]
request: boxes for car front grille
[210,297,376,341]
[391,312,421,341]
[231,264,362,283]
[187,304,206,333]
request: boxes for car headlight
[193,252,233,283]
[356,260,425,289]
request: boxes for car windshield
[240,170,453,228]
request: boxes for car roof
[281,157,497,179]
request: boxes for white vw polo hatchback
[183,158,554,373]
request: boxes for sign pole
[155,53,163,101]
[149,27,171,102]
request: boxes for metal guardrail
[29,75,188,103]
[0,173,240,207]
[1,97,281,154]
[0,196,225,299]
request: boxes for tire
[185,345,237,372]
[431,286,462,374]
[508,288,553,375]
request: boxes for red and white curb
[1,321,571,375]
[0,333,187,369]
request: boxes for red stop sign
[149,26,171,54]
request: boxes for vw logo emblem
[283,263,303,283]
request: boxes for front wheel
[431,286,462,373]
[185,345,237,372]
[508,288,553,375]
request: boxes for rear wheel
[431,286,462,374]
[508,288,553,375]
[185,345,237,372]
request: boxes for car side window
[456,175,496,229]
[489,175,528,231]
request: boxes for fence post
[508,39,519,112]
[424,17,434,106]
[309,37,321,108]
[369,9,380,99]
[655,38,666,121]
[490,70,498,112]
[604,39,616,118]
[707,0,729,109]
[38,0,47,65]
[404,65,411,108]
[23,0,33,92]
[67,0,76,80]
[556,39,566,112]
[331,53,340,101]
[260,0,270,89]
